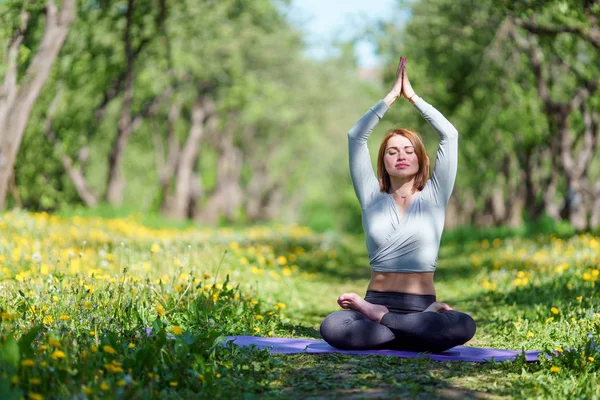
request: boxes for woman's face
[383,134,419,180]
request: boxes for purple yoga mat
[225,336,542,362]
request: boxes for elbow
[347,127,360,140]
[441,123,459,140]
[447,127,459,140]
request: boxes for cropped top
[347,97,459,273]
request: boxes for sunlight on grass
[0,210,599,398]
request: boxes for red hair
[377,128,430,193]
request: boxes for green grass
[0,210,599,399]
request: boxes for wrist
[383,91,400,107]
[408,93,420,104]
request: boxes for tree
[0,0,76,210]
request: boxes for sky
[287,0,400,68]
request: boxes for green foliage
[374,0,600,225]
[2,211,600,397]
[8,0,374,229]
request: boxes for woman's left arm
[401,62,459,208]
[413,97,459,207]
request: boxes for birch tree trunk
[0,0,76,210]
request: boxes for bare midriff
[367,271,436,295]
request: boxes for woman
[319,57,476,353]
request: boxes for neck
[389,177,415,198]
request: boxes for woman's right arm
[348,101,390,208]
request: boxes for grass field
[0,210,599,399]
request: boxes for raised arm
[348,101,389,208]
[401,63,459,207]
[347,57,406,208]
[414,98,459,207]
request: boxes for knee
[319,311,360,348]
[447,311,476,342]
[461,312,477,341]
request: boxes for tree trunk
[197,118,243,224]
[105,0,137,205]
[590,181,600,229]
[170,97,214,220]
[542,148,561,221]
[519,148,541,220]
[0,0,76,210]
[507,190,524,227]
[510,19,600,230]
[156,102,182,196]
[556,103,599,230]
[44,88,98,206]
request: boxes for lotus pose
[319,57,476,352]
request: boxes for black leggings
[319,291,476,352]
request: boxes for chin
[389,171,416,178]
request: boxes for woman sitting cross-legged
[319,56,476,353]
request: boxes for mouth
[395,163,409,168]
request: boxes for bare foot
[337,293,389,323]
[423,302,453,313]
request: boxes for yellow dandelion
[117,379,126,387]
[21,359,35,367]
[151,243,161,253]
[588,357,595,362]
[42,316,54,324]
[82,386,93,395]
[100,381,110,390]
[49,339,61,348]
[526,331,534,338]
[170,381,178,387]
[555,347,563,353]
[50,350,66,360]
[172,326,183,335]
[128,343,135,349]
[103,345,116,354]
[577,296,583,302]
[28,393,43,400]
[255,315,264,320]
[550,366,560,373]
[156,304,165,316]
[59,315,70,321]
[29,377,41,385]
[551,307,559,315]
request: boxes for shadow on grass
[278,323,321,339]
[273,353,537,399]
